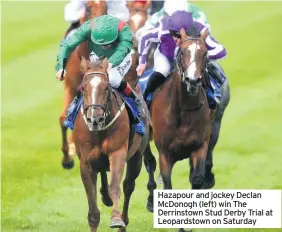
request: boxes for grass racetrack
[1,1,282,232]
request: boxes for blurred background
[1,1,282,232]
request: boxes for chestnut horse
[127,0,150,50]
[71,57,150,232]
[59,0,107,168]
[143,29,215,219]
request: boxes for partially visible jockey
[136,6,226,109]
[107,0,130,22]
[136,0,209,41]
[167,11,226,108]
[56,15,145,120]
[63,0,130,39]
[64,0,86,39]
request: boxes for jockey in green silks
[55,14,145,120]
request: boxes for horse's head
[80,0,107,24]
[127,1,150,49]
[175,27,208,95]
[79,56,112,131]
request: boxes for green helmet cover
[91,15,118,45]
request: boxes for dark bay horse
[144,29,216,214]
[70,57,150,232]
[59,0,107,167]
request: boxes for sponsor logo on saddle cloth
[116,55,132,76]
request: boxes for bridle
[175,37,209,111]
[175,37,207,85]
[80,71,125,131]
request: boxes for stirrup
[135,103,145,122]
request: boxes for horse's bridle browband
[129,8,147,14]
[80,71,125,131]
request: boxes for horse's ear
[102,58,109,72]
[80,56,88,74]
[126,0,133,9]
[180,28,188,40]
[200,28,209,41]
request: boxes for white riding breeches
[109,53,132,88]
[89,52,132,88]
[153,47,174,77]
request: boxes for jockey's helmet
[91,15,119,45]
[167,11,193,37]
[163,0,188,16]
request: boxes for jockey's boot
[66,90,82,116]
[206,72,221,110]
[207,88,220,110]
[207,60,226,85]
[117,80,145,121]
[143,71,166,106]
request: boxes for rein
[80,71,125,131]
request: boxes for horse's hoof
[117,228,126,232]
[110,217,126,229]
[156,174,163,185]
[179,229,192,232]
[146,199,154,213]
[62,159,74,169]
[101,196,113,207]
[191,175,205,189]
[202,179,215,189]
[202,173,215,189]
[68,142,76,156]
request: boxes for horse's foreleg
[100,171,113,207]
[205,80,230,189]
[159,152,173,190]
[190,130,211,189]
[80,161,100,232]
[60,86,75,169]
[144,143,157,212]
[108,148,127,229]
[66,86,77,157]
[118,151,143,232]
